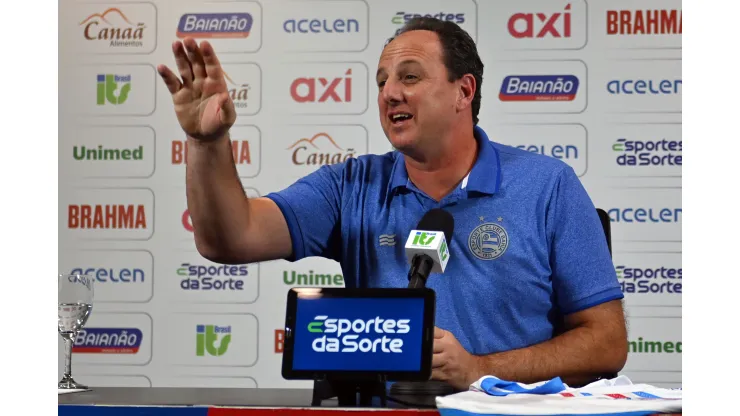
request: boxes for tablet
[281,287,436,382]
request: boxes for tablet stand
[311,377,388,407]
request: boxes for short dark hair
[386,17,484,125]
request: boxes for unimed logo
[69,204,147,229]
[508,4,571,39]
[308,315,410,353]
[629,337,682,354]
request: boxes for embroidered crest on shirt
[469,217,509,260]
[378,234,396,246]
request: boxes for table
[58,387,442,416]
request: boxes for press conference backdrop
[58,0,682,389]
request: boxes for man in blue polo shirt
[158,18,627,390]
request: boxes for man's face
[376,30,459,155]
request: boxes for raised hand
[157,38,236,142]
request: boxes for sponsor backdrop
[58,0,682,389]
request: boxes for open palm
[157,38,236,142]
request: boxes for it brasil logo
[97,73,131,105]
[307,315,410,353]
[412,231,448,261]
[196,324,231,357]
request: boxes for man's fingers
[432,352,445,368]
[433,339,445,354]
[431,368,447,382]
[200,40,226,82]
[183,38,207,81]
[157,65,182,95]
[172,41,193,89]
[434,327,445,339]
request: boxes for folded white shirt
[436,375,681,416]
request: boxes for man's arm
[473,299,628,386]
[158,38,294,264]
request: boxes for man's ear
[457,74,476,112]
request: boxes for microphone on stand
[404,208,454,289]
[391,209,459,404]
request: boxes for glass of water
[58,274,94,389]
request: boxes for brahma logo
[508,4,571,39]
[308,315,410,353]
[68,204,147,229]
[73,328,143,354]
[172,140,252,165]
[176,13,254,38]
[287,133,356,166]
[80,7,146,48]
[499,75,579,102]
[607,9,681,35]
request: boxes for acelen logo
[607,9,682,35]
[508,3,571,39]
[291,69,353,103]
[287,132,356,166]
[308,315,410,353]
[283,17,359,33]
[80,7,146,47]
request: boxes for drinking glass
[58,274,94,389]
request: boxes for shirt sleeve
[264,163,344,263]
[547,166,624,315]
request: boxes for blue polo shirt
[266,126,623,355]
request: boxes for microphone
[405,209,454,289]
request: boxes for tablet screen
[282,288,435,381]
[293,296,426,372]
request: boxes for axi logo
[177,13,254,38]
[291,69,353,103]
[196,325,231,356]
[613,138,682,167]
[177,263,247,291]
[80,8,146,47]
[607,9,681,35]
[68,204,147,229]
[499,75,579,102]
[172,140,251,165]
[73,328,142,354]
[308,315,410,353]
[412,231,437,246]
[508,4,571,39]
[287,133,356,166]
[97,74,131,105]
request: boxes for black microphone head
[416,208,454,244]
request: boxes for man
[157,18,628,391]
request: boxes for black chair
[596,208,612,258]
